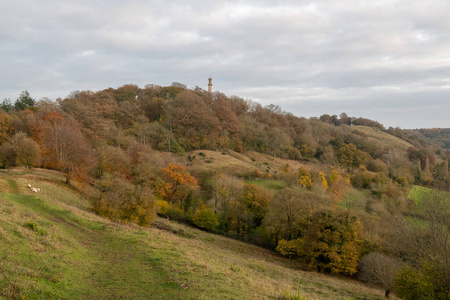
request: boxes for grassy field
[352,126,413,153]
[407,185,450,213]
[187,150,306,178]
[245,179,287,191]
[0,168,387,299]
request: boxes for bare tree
[359,252,403,298]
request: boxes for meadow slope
[0,168,387,299]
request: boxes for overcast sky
[1,0,449,129]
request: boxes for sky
[1,0,449,129]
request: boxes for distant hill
[416,128,450,149]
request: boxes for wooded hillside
[1,84,449,299]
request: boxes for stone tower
[208,77,212,95]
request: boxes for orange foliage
[156,164,198,207]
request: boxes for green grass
[246,179,287,191]
[407,185,450,213]
[0,168,386,299]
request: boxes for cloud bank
[1,0,449,128]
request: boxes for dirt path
[6,178,19,194]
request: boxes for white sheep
[27,184,32,188]
[30,187,38,193]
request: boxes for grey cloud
[0,0,449,128]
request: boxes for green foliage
[192,206,220,231]
[169,139,185,156]
[23,221,47,236]
[245,179,286,190]
[277,290,307,300]
[14,90,35,111]
[394,266,435,300]
[0,98,14,112]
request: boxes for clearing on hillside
[352,125,413,152]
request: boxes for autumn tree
[92,174,156,226]
[16,137,41,168]
[0,113,14,143]
[40,112,93,184]
[96,146,131,178]
[228,184,271,237]
[265,188,322,241]
[319,171,328,191]
[131,122,172,151]
[212,95,240,149]
[298,167,312,189]
[155,164,198,209]
[211,174,244,231]
[359,252,403,298]
[302,209,363,275]
[0,142,16,168]
[166,90,221,149]
[192,205,220,231]
[241,184,270,228]
[337,143,366,169]
[61,90,118,141]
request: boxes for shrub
[276,238,303,258]
[156,200,170,216]
[359,252,402,298]
[394,266,435,300]
[192,206,220,231]
[24,221,47,236]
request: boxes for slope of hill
[352,126,414,153]
[0,168,386,299]
[186,150,305,177]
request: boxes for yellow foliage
[328,169,340,185]
[192,206,220,231]
[298,167,312,190]
[319,171,328,190]
[276,238,303,257]
[156,200,170,216]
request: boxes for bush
[156,200,170,216]
[276,238,303,257]
[91,175,157,226]
[24,221,47,236]
[165,203,186,222]
[358,252,402,297]
[192,206,220,231]
[394,266,435,300]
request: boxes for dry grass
[352,126,413,152]
[187,150,309,180]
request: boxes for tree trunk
[65,169,71,185]
[385,289,390,298]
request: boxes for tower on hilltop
[208,77,212,95]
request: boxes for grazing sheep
[30,187,38,193]
[27,184,32,188]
